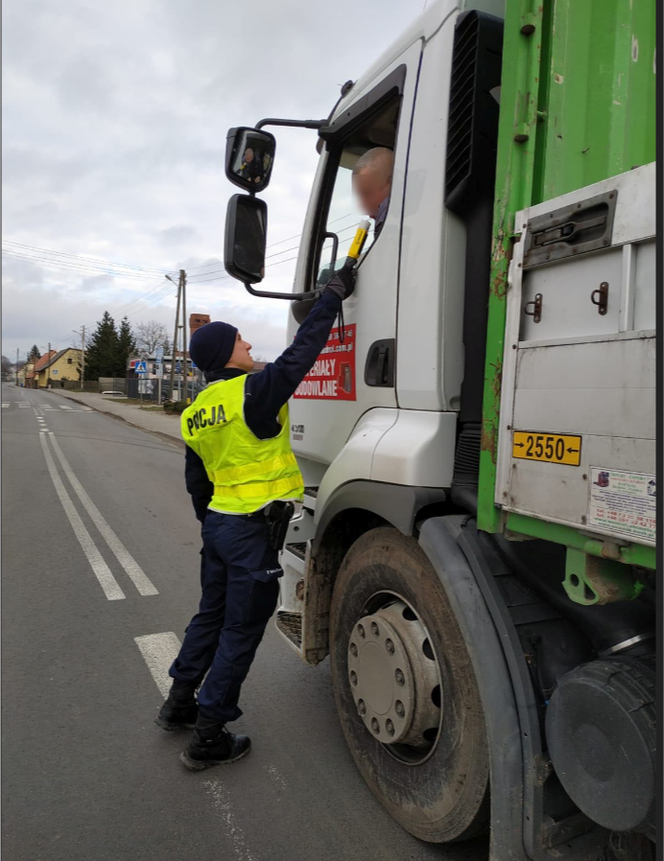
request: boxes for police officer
[155,267,355,771]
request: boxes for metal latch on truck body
[523,189,618,269]
[533,214,607,248]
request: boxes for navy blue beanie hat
[189,321,238,372]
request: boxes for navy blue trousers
[169,510,282,723]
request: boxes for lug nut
[357,624,365,639]
[350,671,357,686]
[371,622,379,637]
[358,699,366,716]
[395,700,405,717]
[386,719,395,736]
[350,642,358,657]
[395,669,405,685]
[385,638,394,654]
[371,718,380,733]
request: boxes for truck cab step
[276,611,302,649]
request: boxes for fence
[125,374,204,403]
[98,377,127,394]
[61,380,99,392]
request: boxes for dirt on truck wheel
[329,526,489,844]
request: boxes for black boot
[180,715,251,771]
[154,680,199,731]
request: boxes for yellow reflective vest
[181,376,304,515]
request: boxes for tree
[28,345,41,361]
[1,355,12,377]
[135,320,170,355]
[115,317,137,376]
[85,311,119,380]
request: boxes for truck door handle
[364,339,395,387]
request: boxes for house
[17,361,34,387]
[35,348,83,388]
[27,352,56,388]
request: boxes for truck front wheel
[330,527,489,843]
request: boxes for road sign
[135,361,147,375]
[155,346,164,362]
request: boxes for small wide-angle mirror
[225,127,276,193]
[224,194,267,284]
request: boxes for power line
[187,222,359,284]
[47,280,178,350]
[2,249,164,282]
[182,212,358,276]
[2,240,168,274]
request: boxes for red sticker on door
[293,324,356,400]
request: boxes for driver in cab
[352,146,394,240]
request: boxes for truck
[221,1,657,858]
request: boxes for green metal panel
[538,0,657,200]
[478,0,548,534]
[477,0,656,562]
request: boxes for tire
[330,527,489,843]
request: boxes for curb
[50,390,185,450]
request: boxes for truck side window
[313,94,401,289]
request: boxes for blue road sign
[135,361,147,374]
[155,346,164,362]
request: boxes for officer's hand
[324,265,356,301]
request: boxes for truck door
[288,41,422,474]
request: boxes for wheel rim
[347,593,442,764]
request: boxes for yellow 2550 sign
[512,431,582,466]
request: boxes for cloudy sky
[2,0,418,363]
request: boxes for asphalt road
[2,383,488,861]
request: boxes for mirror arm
[243,283,318,302]
[255,118,326,131]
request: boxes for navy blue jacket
[185,290,342,522]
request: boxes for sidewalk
[51,390,184,446]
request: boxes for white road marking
[39,433,125,601]
[2,403,9,408]
[59,405,73,410]
[18,403,30,408]
[264,765,288,792]
[202,779,259,861]
[134,632,181,698]
[48,434,159,596]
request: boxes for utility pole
[80,326,86,390]
[74,327,86,389]
[15,348,19,386]
[167,272,183,401]
[47,341,51,388]
[181,269,188,403]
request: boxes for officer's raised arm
[243,270,355,439]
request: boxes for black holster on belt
[264,500,295,551]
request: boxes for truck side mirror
[225,127,276,193]
[224,194,267,284]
